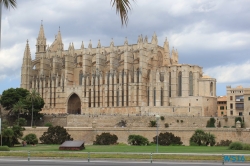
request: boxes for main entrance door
[67,93,81,114]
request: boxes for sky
[0,0,250,96]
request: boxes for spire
[151,32,158,45]
[124,37,128,45]
[81,41,84,49]
[38,21,45,39]
[110,38,114,47]
[23,40,31,60]
[88,40,92,48]
[97,39,101,48]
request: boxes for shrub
[243,144,250,150]
[216,139,232,146]
[153,132,183,146]
[229,142,243,150]
[0,146,10,151]
[160,116,165,121]
[94,132,118,145]
[149,120,157,127]
[23,133,38,145]
[165,123,169,128]
[189,129,216,146]
[128,135,149,146]
[231,126,236,128]
[45,122,53,127]
[206,117,216,127]
[39,126,73,144]
[223,126,229,128]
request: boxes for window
[161,87,163,106]
[220,106,224,110]
[169,72,171,97]
[230,96,233,100]
[210,82,213,96]
[221,111,224,115]
[230,110,233,115]
[235,95,244,102]
[189,72,193,96]
[236,103,244,110]
[248,97,250,101]
[239,112,243,116]
[230,103,233,109]
[154,88,156,106]
[178,72,182,96]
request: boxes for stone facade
[226,85,250,117]
[21,24,217,116]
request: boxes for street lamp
[155,114,160,153]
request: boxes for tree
[26,89,41,127]
[128,135,149,146]
[153,132,183,146]
[0,0,17,59]
[12,100,26,125]
[189,129,216,146]
[0,88,44,124]
[94,132,118,145]
[0,88,29,111]
[111,0,135,26]
[23,133,38,145]
[40,126,73,144]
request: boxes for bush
[243,144,250,150]
[0,146,10,151]
[165,123,169,128]
[128,135,149,146]
[189,129,216,146]
[39,126,73,144]
[23,133,38,145]
[216,139,232,146]
[149,120,157,127]
[94,132,118,145]
[229,142,243,150]
[206,117,216,127]
[160,116,165,121]
[153,132,183,146]
[45,122,53,127]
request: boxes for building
[20,24,217,116]
[227,85,250,117]
[217,96,227,117]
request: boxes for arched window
[147,87,150,106]
[122,70,124,106]
[210,82,213,96]
[178,72,182,96]
[161,87,164,106]
[154,87,156,106]
[189,72,193,96]
[137,68,140,83]
[79,70,83,85]
[107,72,110,107]
[117,89,119,106]
[169,72,171,97]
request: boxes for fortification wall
[23,127,250,146]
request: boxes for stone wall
[23,127,250,146]
[40,114,241,128]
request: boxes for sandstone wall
[23,127,250,146]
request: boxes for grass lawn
[1,144,249,161]
[8,144,250,154]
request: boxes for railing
[2,151,249,164]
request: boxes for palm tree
[26,89,41,127]
[12,100,26,126]
[0,0,17,51]
[111,0,135,26]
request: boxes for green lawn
[1,144,248,161]
[9,144,250,154]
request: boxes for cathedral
[21,24,217,117]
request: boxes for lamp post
[155,114,160,153]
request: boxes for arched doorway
[67,93,81,114]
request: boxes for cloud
[204,61,250,84]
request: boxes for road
[0,158,249,166]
